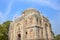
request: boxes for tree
[54,34,60,40]
[0,21,11,40]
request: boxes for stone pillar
[45,26,48,40]
[41,29,43,40]
[22,20,25,40]
[43,26,47,40]
[47,26,51,40]
[41,16,47,40]
[47,23,54,40]
[14,25,18,40]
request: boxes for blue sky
[0,0,60,35]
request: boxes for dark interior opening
[18,34,21,40]
[26,32,27,35]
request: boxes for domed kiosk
[9,8,54,40]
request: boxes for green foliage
[54,34,60,40]
[0,21,11,40]
[0,20,60,40]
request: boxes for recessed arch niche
[17,33,21,40]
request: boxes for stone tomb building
[9,8,54,40]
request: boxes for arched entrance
[18,34,21,40]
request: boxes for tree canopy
[0,21,11,40]
[54,34,60,40]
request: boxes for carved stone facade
[9,8,54,40]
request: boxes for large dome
[22,8,40,15]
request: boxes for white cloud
[0,12,3,18]
[0,12,4,20]
[0,0,13,24]
[4,0,13,17]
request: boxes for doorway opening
[18,34,21,40]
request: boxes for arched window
[25,20,27,24]
[18,27,20,30]
[18,34,21,40]
[26,32,27,35]
[40,20,41,26]
[25,32,28,38]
